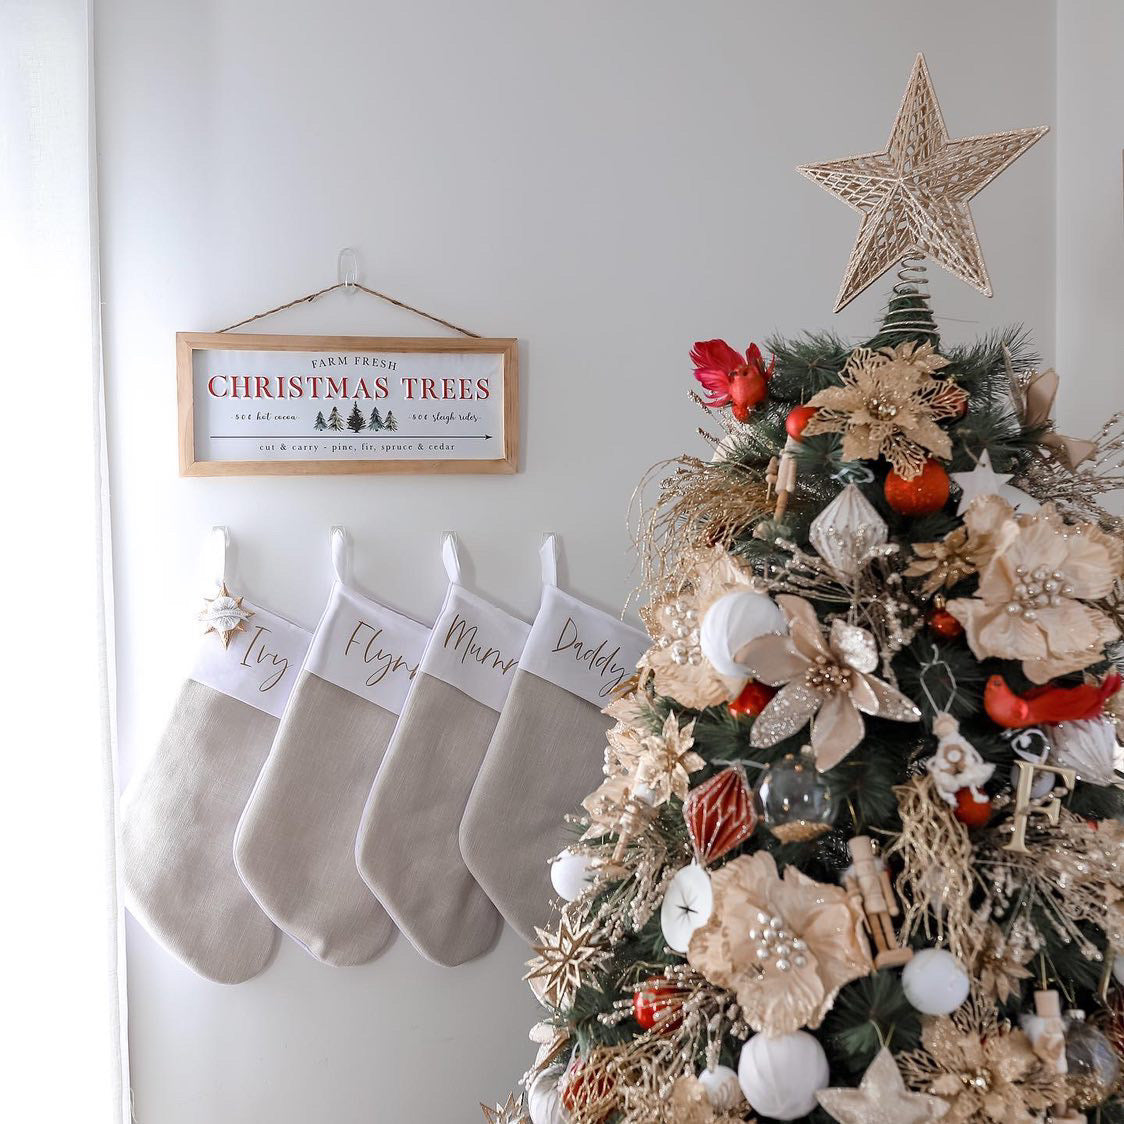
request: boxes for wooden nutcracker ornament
[767,436,800,521]
[844,835,913,968]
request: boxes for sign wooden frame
[177,332,518,476]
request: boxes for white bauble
[696,1064,743,1111]
[1114,953,1124,988]
[738,1031,829,1120]
[527,1065,568,1124]
[902,948,970,1015]
[700,590,787,679]
[550,849,595,902]
[660,863,713,954]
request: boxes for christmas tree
[326,406,345,432]
[496,56,1124,1124]
[346,402,367,433]
[370,406,385,431]
[313,410,327,431]
[384,410,398,432]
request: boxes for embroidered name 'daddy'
[519,585,649,708]
[304,583,430,716]
[190,601,312,720]
[421,586,531,712]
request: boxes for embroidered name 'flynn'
[344,620,421,687]
[240,625,292,692]
[552,616,630,698]
[444,613,519,675]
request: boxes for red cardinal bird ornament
[691,340,775,422]
[983,672,1122,729]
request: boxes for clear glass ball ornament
[757,746,837,844]
[1065,1010,1121,1109]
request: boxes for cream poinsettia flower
[581,712,649,838]
[736,595,920,771]
[947,501,1123,683]
[633,714,703,805]
[687,852,872,1037]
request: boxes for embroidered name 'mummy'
[344,620,420,687]
[552,616,630,698]
[444,613,518,676]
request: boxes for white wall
[1056,1,1124,450]
[95,3,1058,1121]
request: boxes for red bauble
[684,766,758,863]
[785,405,818,442]
[562,1059,616,1117]
[928,607,964,639]
[884,459,950,516]
[728,680,776,717]
[953,787,993,827]
[632,977,686,1031]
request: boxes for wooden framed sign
[177,333,518,476]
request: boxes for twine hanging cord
[217,280,480,338]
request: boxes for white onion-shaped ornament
[808,483,888,577]
[901,948,970,1015]
[738,1031,830,1120]
[1113,953,1124,988]
[699,590,787,679]
[660,863,713,954]
[550,849,595,902]
[696,1064,744,1111]
[527,1064,569,1124]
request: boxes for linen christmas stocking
[122,528,311,984]
[233,528,430,967]
[356,534,531,966]
[460,535,648,942]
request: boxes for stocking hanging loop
[441,531,462,584]
[539,533,558,588]
[210,525,230,591]
[330,526,350,584]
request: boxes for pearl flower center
[805,655,853,694]
[747,911,809,974]
[1004,564,1074,622]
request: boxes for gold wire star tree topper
[798,53,1047,311]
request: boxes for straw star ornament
[799,53,1047,310]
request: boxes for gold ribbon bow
[1004,347,1097,469]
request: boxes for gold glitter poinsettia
[898,993,1067,1123]
[737,595,920,771]
[632,714,703,805]
[947,500,1124,683]
[905,495,1017,595]
[802,341,968,479]
[687,852,872,1037]
[639,546,758,709]
[971,923,1034,1004]
[582,706,649,838]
